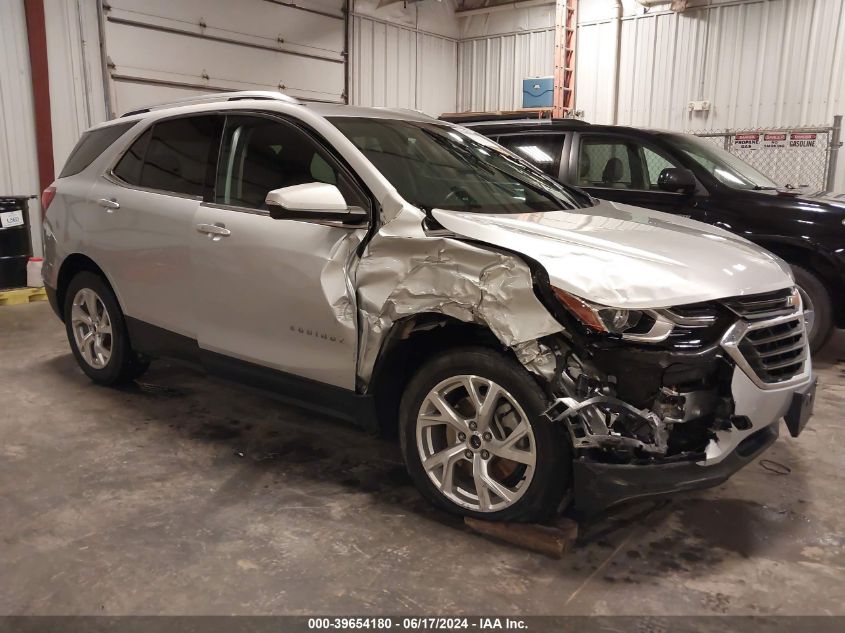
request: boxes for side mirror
[265,182,367,224]
[657,168,697,194]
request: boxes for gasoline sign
[789,132,817,148]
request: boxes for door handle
[196,223,231,240]
[97,198,120,212]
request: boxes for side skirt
[125,317,378,432]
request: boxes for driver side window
[215,115,368,211]
[577,136,679,191]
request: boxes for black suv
[445,116,845,351]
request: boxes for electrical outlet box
[688,100,711,112]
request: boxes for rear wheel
[64,272,149,385]
[791,265,833,353]
[399,347,569,522]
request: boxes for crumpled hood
[432,199,794,309]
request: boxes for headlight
[551,287,644,334]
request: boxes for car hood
[432,199,794,309]
[757,188,845,211]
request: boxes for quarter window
[60,121,136,178]
[215,115,367,211]
[497,134,564,178]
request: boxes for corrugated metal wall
[457,29,555,112]
[349,13,458,117]
[0,0,42,254]
[577,0,845,130]
[455,3,555,112]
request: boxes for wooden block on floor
[0,287,47,306]
[464,516,579,559]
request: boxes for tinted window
[113,128,151,186]
[497,134,564,178]
[114,116,221,196]
[60,122,136,178]
[665,133,779,190]
[330,117,588,213]
[215,115,368,210]
[578,136,679,190]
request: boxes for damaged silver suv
[43,92,816,521]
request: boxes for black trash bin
[0,196,34,290]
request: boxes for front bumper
[561,365,816,517]
[573,421,779,516]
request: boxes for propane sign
[733,133,761,150]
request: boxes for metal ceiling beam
[455,0,555,17]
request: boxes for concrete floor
[1,301,844,616]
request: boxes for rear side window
[113,116,222,197]
[59,122,136,178]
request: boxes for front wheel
[791,265,833,353]
[399,347,569,522]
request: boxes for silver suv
[43,91,816,521]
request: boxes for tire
[791,265,834,353]
[63,271,149,385]
[399,347,569,522]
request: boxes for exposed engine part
[544,396,669,457]
[511,339,558,383]
[654,386,719,423]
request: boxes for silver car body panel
[701,365,807,465]
[431,203,795,309]
[192,202,364,389]
[354,205,563,383]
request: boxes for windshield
[329,117,590,213]
[664,133,780,190]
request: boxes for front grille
[722,287,798,321]
[737,316,807,383]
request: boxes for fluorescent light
[516,145,554,163]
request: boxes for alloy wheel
[70,288,113,369]
[415,375,536,512]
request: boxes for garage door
[102,0,346,115]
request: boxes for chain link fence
[689,118,842,191]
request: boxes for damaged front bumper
[541,313,817,516]
[549,369,816,516]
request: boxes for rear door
[90,114,222,339]
[191,113,369,389]
[569,133,699,217]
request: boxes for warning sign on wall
[762,133,788,149]
[733,133,761,150]
[789,132,818,148]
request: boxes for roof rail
[120,91,299,118]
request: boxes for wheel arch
[366,313,550,437]
[55,254,120,322]
[755,238,845,326]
